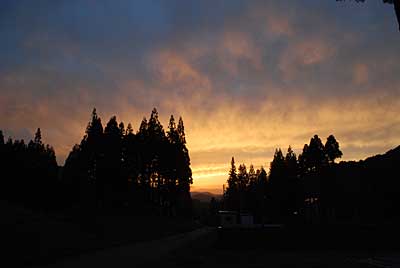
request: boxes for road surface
[40,227,214,268]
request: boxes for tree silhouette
[325,135,343,164]
[269,148,289,220]
[303,135,327,172]
[0,128,58,209]
[0,130,4,145]
[123,121,139,203]
[83,108,104,207]
[138,117,149,138]
[34,128,42,144]
[148,108,165,139]
[126,123,134,135]
[175,116,193,215]
[285,146,302,216]
[167,115,179,145]
[298,144,310,176]
[225,157,239,211]
[285,146,298,179]
[102,116,124,208]
[247,164,258,218]
[237,164,248,211]
[257,167,268,221]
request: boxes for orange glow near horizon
[1,89,400,195]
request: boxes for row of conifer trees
[0,128,58,208]
[0,108,193,216]
[223,134,343,222]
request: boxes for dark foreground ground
[42,224,400,268]
[4,199,400,268]
[0,201,198,267]
[152,226,400,268]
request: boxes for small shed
[218,211,255,228]
[239,212,254,226]
[218,210,238,228]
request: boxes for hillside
[325,145,400,222]
[191,191,222,203]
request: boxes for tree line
[223,134,400,224]
[0,128,58,208]
[0,108,193,216]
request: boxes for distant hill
[363,145,400,164]
[191,191,222,203]
[324,145,400,222]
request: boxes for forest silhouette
[221,134,400,225]
[2,111,400,225]
[0,108,192,217]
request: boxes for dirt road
[40,227,214,268]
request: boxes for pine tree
[177,117,186,145]
[174,116,192,215]
[226,157,239,210]
[285,146,298,179]
[126,123,134,135]
[308,135,327,171]
[176,116,192,186]
[103,116,124,207]
[86,108,103,140]
[0,130,4,145]
[246,164,257,217]
[238,164,249,190]
[285,146,301,216]
[166,115,179,192]
[298,144,309,175]
[269,148,290,220]
[34,128,42,145]
[81,108,104,207]
[269,148,285,181]
[148,108,165,139]
[324,135,342,164]
[138,117,148,138]
[227,157,238,190]
[123,122,139,193]
[104,116,120,137]
[258,167,268,186]
[84,108,104,156]
[248,164,257,185]
[119,122,125,136]
[257,167,268,219]
[136,117,150,196]
[237,164,248,211]
[167,115,179,144]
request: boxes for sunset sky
[1,1,400,194]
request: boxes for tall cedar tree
[325,135,343,164]
[226,157,239,210]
